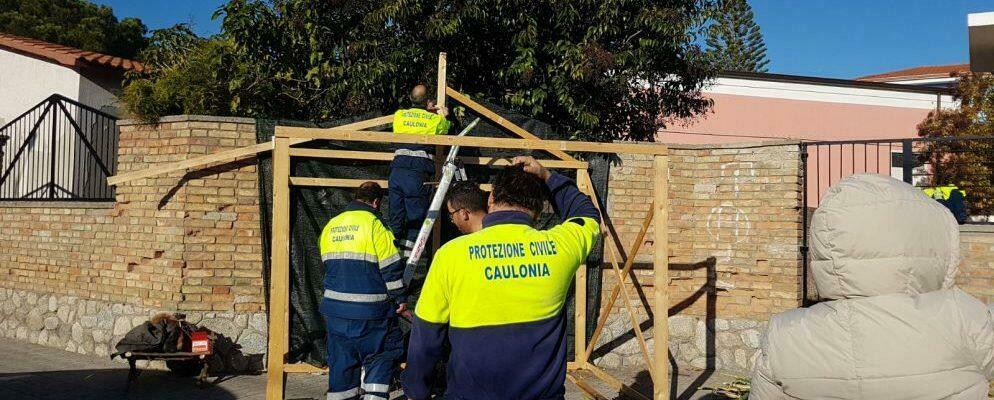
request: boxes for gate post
[901,140,914,184]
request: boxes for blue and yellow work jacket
[924,185,968,224]
[403,173,601,400]
[392,107,451,171]
[318,201,405,320]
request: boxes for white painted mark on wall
[706,162,754,250]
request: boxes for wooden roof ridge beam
[287,148,588,169]
[445,87,578,162]
[275,126,668,156]
[106,115,393,186]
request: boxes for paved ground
[0,338,725,399]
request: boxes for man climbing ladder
[389,84,451,267]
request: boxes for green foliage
[706,0,768,72]
[121,25,241,121]
[124,0,717,142]
[918,73,994,215]
[0,0,148,58]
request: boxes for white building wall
[0,50,80,124]
[0,50,97,199]
[78,72,122,117]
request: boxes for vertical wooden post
[433,52,448,251]
[652,155,669,400]
[436,52,447,107]
[574,169,592,364]
[265,137,291,400]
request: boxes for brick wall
[0,116,264,311]
[0,116,267,368]
[958,227,994,303]
[591,141,804,371]
[603,141,804,319]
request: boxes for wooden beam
[288,148,588,169]
[291,177,388,188]
[289,176,492,191]
[582,363,652,400]
[567,371,610,400]
[289,148,392,161]
[107,142,272,186]
[584,207,654,362]
[283,363,328,374]
[437,53,447,108]
[265,137,291,400]
[276,127,668,155]
[445,87,577,162]
[652,155,670,400]
[574,170,592,364]
[433,52,447,255]
[107,115,393,186]
[606,240,654,378]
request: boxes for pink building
[659,69,959,205]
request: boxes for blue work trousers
[325,316,404,400]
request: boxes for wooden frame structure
[106,53,671,400]
[265,116,669,400]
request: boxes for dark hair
[354,181,385,203]
[410,85,430,108]
[447,181,488,213]
[490,165,545,215]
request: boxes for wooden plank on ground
[567,371,610,400]
[583,363,652,400]
[283,363,328,374]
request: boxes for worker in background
[923,184,968,224]
[390,84,451,266]
[403,157,601,400]
[445,180,488,235]
[319,182,406,400]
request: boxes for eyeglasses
[448,208,465,221]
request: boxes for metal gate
[0,94,118,201]
[800,136,994,302]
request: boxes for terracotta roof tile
[856,63,969,82]
[0,32,143,72]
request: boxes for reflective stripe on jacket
[318,201,404,320]
[403,172,601,400]
[393,108,451,156]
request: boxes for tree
[121,25,243,120]
[0,0,148,59]
[706,0,769,72]
[124,0,718,142]
[917,73,994,215]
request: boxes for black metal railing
[0,94,118,201]
[800,136,994,303]
[802,136,994,217]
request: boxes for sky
[93,0,993,79]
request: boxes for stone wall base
[590,314,766,375]
[0,288,267,372]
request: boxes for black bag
[111,318,183,358]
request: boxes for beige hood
[809,174,960,300]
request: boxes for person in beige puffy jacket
[751,174,994,399]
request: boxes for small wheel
[166,360,204,377]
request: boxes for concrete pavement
[0,338,724,399]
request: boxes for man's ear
[372,198,381,210]
[487,193,495,211]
